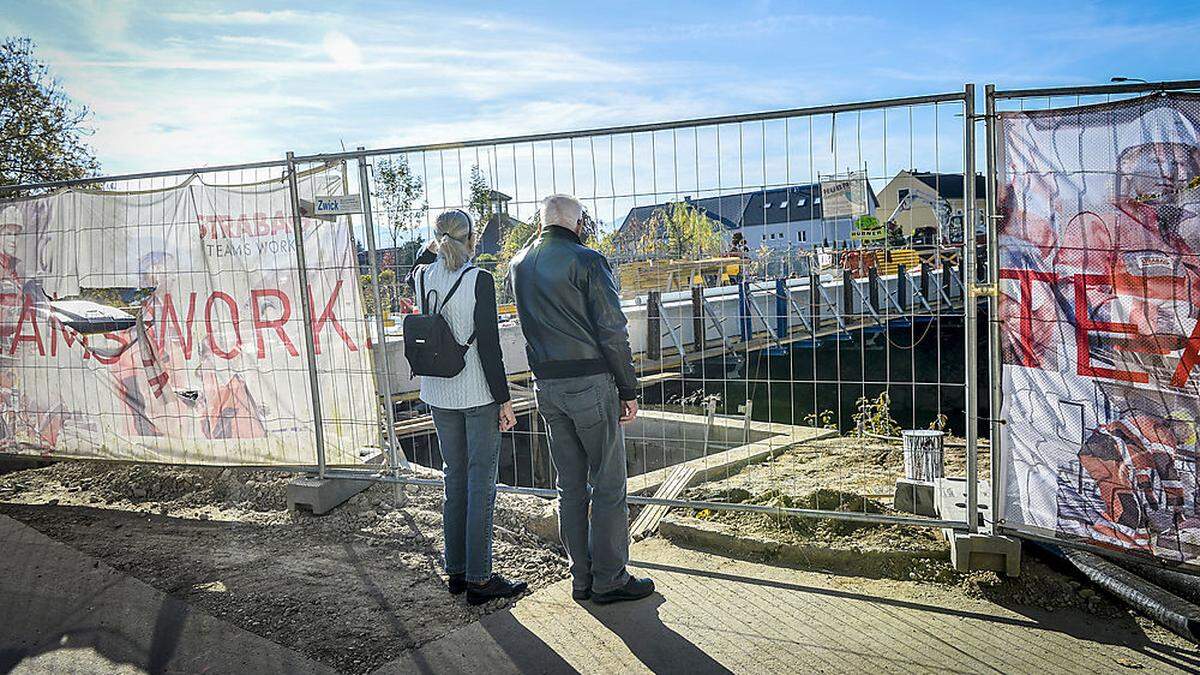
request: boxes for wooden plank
[629,464,698,541]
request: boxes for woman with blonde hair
[412,209,524,605]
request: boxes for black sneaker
[592,576,655,604]
[466,574,528,606]
[447,573,466,595]
[572,586,592,601]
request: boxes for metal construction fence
[2,79,1196,549]
[985,79,1200,569]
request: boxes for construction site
[4,76,1200,674]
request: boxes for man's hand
[619,399,638,424]
[499,401,517,431]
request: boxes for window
[813,196,822,204]
[764,202,772,209]
[796,198,806,207]
[778,202,787,209]
[798,231,807,242]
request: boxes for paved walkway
[381,538,1200,674]
[0,514,332,675]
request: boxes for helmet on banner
[1116,142,1200,240]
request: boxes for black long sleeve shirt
[472,270,511,405]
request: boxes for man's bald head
[541,194,584,234]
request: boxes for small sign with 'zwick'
[311,194,363,217]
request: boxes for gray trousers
[535,372,631,594]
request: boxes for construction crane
[885,190,959,244]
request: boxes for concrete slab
[378,538,1199,674]
[286,475,371,515]
[0,514,333,675]
[893,478,937,517]
[933,476,991,529]
[934,478,1021,576]
[950,531,1023,577]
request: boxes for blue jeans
[431,403,501,583]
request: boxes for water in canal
[667,314,991,436]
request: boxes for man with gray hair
[510,194,653,604]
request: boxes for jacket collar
[541,224,582,244]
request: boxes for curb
[658,513,949,574]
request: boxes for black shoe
[447,573,466,595]
[466,574,528,606]
[572,586,592,601]
[592,576,655,604]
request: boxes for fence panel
[988,80,1200,566]
[304,89,979,529]
[0,160,377,468]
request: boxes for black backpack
[403,265,476,378]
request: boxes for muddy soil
[0,461,567,674]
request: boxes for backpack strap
[420,264,478,346]
[417,266,432,314]
[446,266,480,347]
[439,264,474,311]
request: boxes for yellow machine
[616,257,742,295]
[841,247,920,278]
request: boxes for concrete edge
[628,429,837,496]
[658,513,948,573]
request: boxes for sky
[4,0,1199,181]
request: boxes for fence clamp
[969,284,998,298]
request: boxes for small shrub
[852,392,901,438]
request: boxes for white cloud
[162,10,323,25]
[321,31,362,69]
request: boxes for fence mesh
[0,88,988,529]
[991,86,1200,565]
[0,162,378,467]
[328,91,977,527]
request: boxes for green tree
[1,37,99,192]
[374,156,427,251]
[643,202,723,259]
[373,156,426,303]
[466,165,493,229]
[359,269,398,317]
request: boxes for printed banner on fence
[0,169,378,466]
[998,93,1200,564]
[820,170,870,219]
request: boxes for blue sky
[4,0,1199,179]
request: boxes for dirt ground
[0,461,567,674]
[678,433,1194,649]
[2,438,1196,671]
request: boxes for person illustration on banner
[0,209,23,446]
[1056,142,1200,376]
[195,339,268,439]
[1055,142,1200,554]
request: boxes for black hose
[1062,547,1200,644]
[1113,559,1200,608]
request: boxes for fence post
[868,266,880,313]
[921,261,931,305]
[809,273,820,334]
[738,281,752,342]
[962,83,980,533]
[984,84,1004,529]
[692,285,705,353]
[842,269,854,319]
[285,151,329,479]
[775,278,788,342]
[355,149,403,473]
[647,290,662,361]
